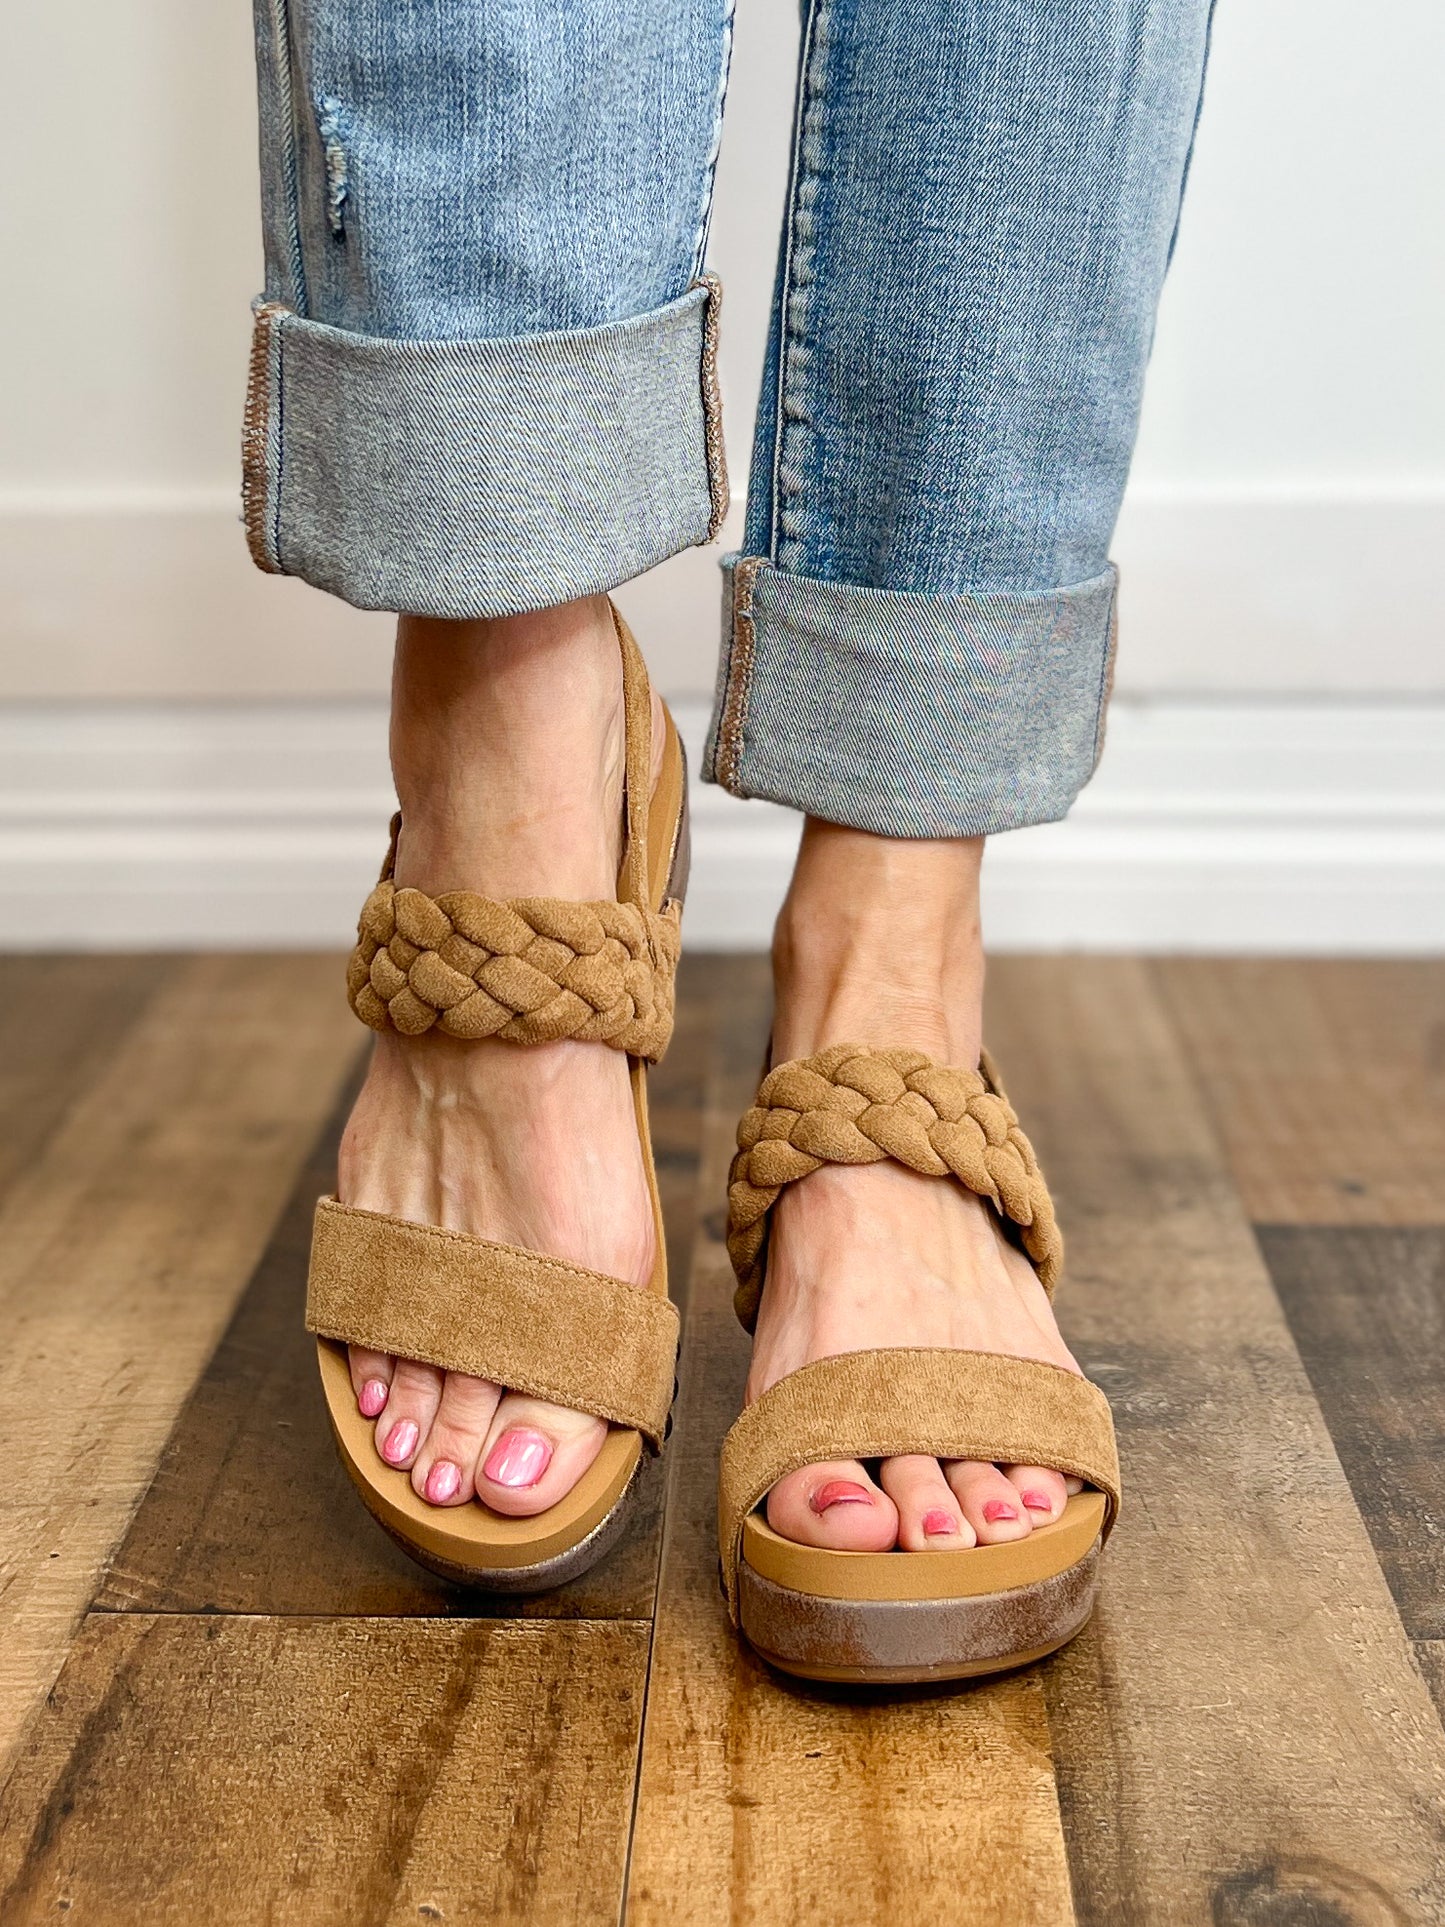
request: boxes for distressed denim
[246,0,1212,835]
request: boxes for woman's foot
[338,594,661,1515]
[747,820,1084,1552]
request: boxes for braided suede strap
[727,1045,1063,1326]
[347,878,681,1059]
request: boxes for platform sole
[738,1539,1101,1686]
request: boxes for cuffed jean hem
[242,275,728,619]
[703,555,1120,838]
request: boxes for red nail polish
[982,1498,1018,1522]
[358,1378,389,1419]
[424,1460,460,1504]
[810,1480,872,1515]
[922,1509,956,1536]
[483,1429,552,1489]
[1021,1490,1053,1513]
[382,1419,418,1466]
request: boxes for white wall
[2,0,1442,948]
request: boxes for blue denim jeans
[246,0,1213,835]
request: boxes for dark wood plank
[1158,959,1445,1225]
[986,958,1445,1926]
[96,957,714,1621]
[1415,1643,1445,1727]
[0,956,360,1767]
[0,1612,646,1926]
[627,958,1078,1927]
[1258,1225,1445,1640]
[0,955,175,1202]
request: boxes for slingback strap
[716,1348,1119,1621]
[307,1198,679,1449]
[726,1045,1062,1328]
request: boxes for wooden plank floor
[3,954,1443,1925]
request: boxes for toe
[879,1455,977,1551]
[944,1460,1035,1543]
[348,1346,393,1421]
[1002,1465,1071,1525]
[374,1357,443,1471]
[765,1460,899,1550]
[411,1371,504,1506]
[473,1393,608,1518]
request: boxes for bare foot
[338,593,663,1515]
[745,821,1084,1552]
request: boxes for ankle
[771,820,986,1066]
[388,594,625,897]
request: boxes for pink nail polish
[810,1480,872,1515]
[358,1379,389,1419]
[483,1429,552,1489]
[982,1498,1018,1522]
[381,1419,418,1466]
[1021,1490,1054,1513]
[922,1509,957,1537]
[424,1460,460,1504]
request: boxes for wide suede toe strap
[307,1197,679,1450]
[716,1348,1119,1620]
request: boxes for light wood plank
[1259,1225,1445,1639]
[0,955,171,1203]
[626,959,1078,1927]
[988,958,1445,1923]
[1158,959,1445,1224]
[0,956,359,1766]
[0,1613,646,1925]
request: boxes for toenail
[982,1498,1018,1522]
[483,1429,552,1489]
[810,1480,872,1515]
[424,1460,460,1504]
[1021,1490,1054,1513]
[358,1379,389,1419]
[922,1508,956,1536]
[381,1419,418,1466]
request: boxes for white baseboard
[2,697,1443,953]
[0,485,1442,699]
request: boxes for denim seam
[1165,0,1219,271]
[689,0,737,281]
[768,0,829,565]
[258,0,309,312]
[714,554,765,791]
[242,301,288,574]
[694,273,730,541]
[1089,568,1121,768]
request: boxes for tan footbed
[719,1050,1120,1674]
[311,605,686,1583]
[741,1490,1107,1601]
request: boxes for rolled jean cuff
[242,276,727,619]
[704,555,1120,837]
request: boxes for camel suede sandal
[307,604,689,1591]
[718,1046,1121,1683]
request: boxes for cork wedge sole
[736,1492,1106,1684]
[315,670,689,1594]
